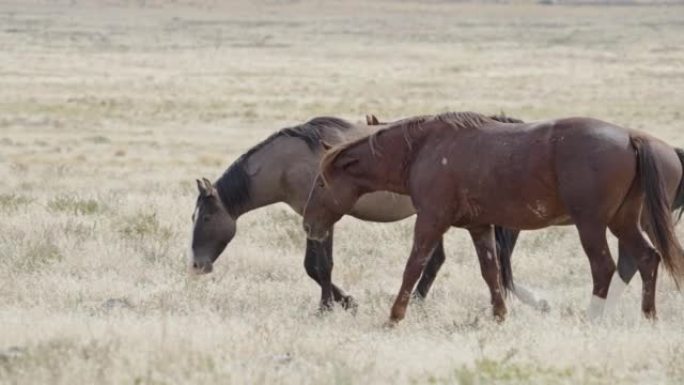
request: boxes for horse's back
[435,117,640,228]
[490,117,682,224]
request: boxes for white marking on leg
[604,275,628,316]
[587,295,606,322]
[641,231,655,249]
[512,284,550,312]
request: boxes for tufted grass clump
[13,238,65,271]
[118,211,175,264]
[47,195,106,216]
[0,338,115,381]
[0,193,33,212]
[118,211,172,242]
[453,359,575,385]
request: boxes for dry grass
[1,1,684,384]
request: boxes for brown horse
[369,114,684,316]
[189,115,548,313]
[303,112,684,324]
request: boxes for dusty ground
[1,1,684,384]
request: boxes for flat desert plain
[1,1,684,384]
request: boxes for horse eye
[202,215,210,223]
[317,180,325,188]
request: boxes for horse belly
[349,192,416,222]
[514,200,571,229]
[475,198,571,230]
[462,168,566,229]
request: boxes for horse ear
[196,179,207,195]
[320,140,333,151]
[199,178,214,197]
[366,114,380,125]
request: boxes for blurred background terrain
[1,1,683,384]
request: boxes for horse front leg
[389,214,449,324]
[470,225,507,322]
[303,229,357,312]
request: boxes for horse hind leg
[511,284,551,313]
[413,238,446,299]
[610,224,660,319]
[611,228,659,319]
[601,229,656,317]
[600,240,637,316]
[495,227,551,312]
[608,177,660,319]
[575,222,616,321]
[469,225,507,322]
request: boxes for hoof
[383,319,399,329]
[318,301,334,314]
[493,308,507,323]
[340,296,358,314]
[411,291,427,302]
[643,310,657,322]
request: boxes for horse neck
[228,125,367,218]
[220,154,286,220]
[231,172,282,219]
[357,126,417,194]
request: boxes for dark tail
[491,112,524,296]
[494,226,520,294]
[674,147,684,222]
[632,136,684,288]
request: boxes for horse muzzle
[190,260,214,275]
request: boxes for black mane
[215,117,354,216]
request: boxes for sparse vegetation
[119,211,173,242]
[0,193,33,211]
[260,209,304,250]
[84,135,112,144]
[15,237,64,271]
[47,195,106,216]
[453,359,575,384]
[0,1,683,384]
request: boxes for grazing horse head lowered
[186,117,358,276]
[188,178,236,274]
